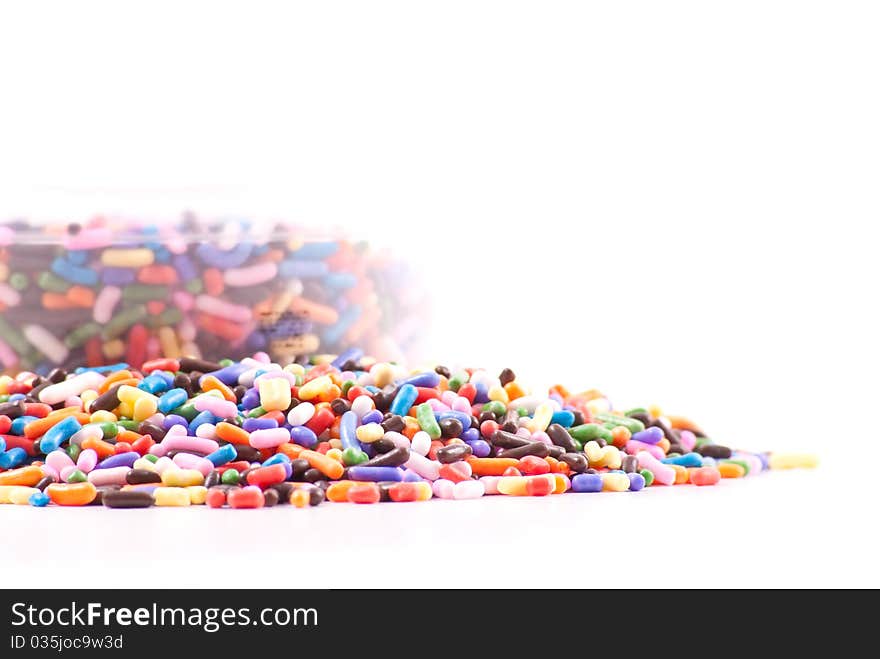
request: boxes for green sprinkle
[97,422,118,439]
[122,284,169,304]
[172,403,198,421]
[65,323,101,349]
[416,402,441,439]
[247,406,267,418]
[221,469,240,485]
[594,413,645,435]
[37,271,71,293]
[0,316,30,354]
[447,371,469,392]
[569,423,613,442]
[9,272,29,291]
[102,304,147,340]
[342,447,369,467]
[482,401,506,417]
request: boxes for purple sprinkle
[289,425,318,448]
[101,267,136,286]
[461,427,479,443]
[361,409,383,425]
[466,439,491,458]
[172,254,197,281]
[163,415,188,430]
[94,452,139,470]
[243,417,278,432]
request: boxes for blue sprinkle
[403,372,441,388]
[278,260,329,279]
[39,415,83,454]
[10,416,38,435]
[188,410,217,434]
[291,242,339,260]
[29,492,51,507]
[323,272,357,289]
[331,347,364,370]
[138,374,169,394]
[50,257,98,286]
[205,443,238,467]
[389,384,418,417]
[158,388,188,414]
[66,250,89,266]
[74,362,130,374]
[261,453,291,468]
[321,304,360,345]
[662,452,703,468]
[0,447,27,469]
[550,410,576,427]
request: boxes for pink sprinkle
[249,427,291,449]
[626,439,665,460]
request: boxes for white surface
[2,461,876,589]
[0,1,877,458]
[0,2,878,587]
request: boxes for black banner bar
[0,588,868,654]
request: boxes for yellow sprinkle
[153,487,191,507]
[769,453,819,470]
[101,248,155,268]
[187,486,208,505]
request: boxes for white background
[1,1,878,588]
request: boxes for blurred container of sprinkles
[0,214,426,374]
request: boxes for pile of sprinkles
[0,351,817,508]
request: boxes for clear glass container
[0,213,425,374]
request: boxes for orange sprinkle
[466,457,520,476]
[81,436,116,459]
[66,286,95,307]
[100,370,134,393]
[300,449,344,480]
[24,409,89,440]
[504,381,526,400]
[201,375,236,402]
[215,422,251,446]
[718,462,746,479]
